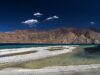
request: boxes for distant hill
[0,28,100,44]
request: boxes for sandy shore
[0,46,99,75]
[0,64,100,75]
[0,46,76,64]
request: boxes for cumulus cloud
[22,19,38,27]
[33,12,43,16]
[46,15,59,21]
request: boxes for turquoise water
[0,44,98,49]
[0,44,99,75]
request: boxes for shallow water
[0,44,98,49]
[0,44,99,75]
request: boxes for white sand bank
[0,46,76,64]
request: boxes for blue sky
[0,0,100,32]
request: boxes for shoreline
[0,46,99,74]
[0,64,100,75]
[0,46,76,64]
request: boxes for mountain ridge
[0,28,100,44]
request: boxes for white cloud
[22,19,38,27]
[90,21,95,25]
[21,13,59,27]
[53,16,59,19]
[46,15,59,21]
[33,12,43,16]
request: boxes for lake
[0,44,99,75]
[0,43,98,49]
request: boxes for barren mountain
[0,28,100,44]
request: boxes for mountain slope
[0,28,100,44]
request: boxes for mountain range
[0,28,100,44]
